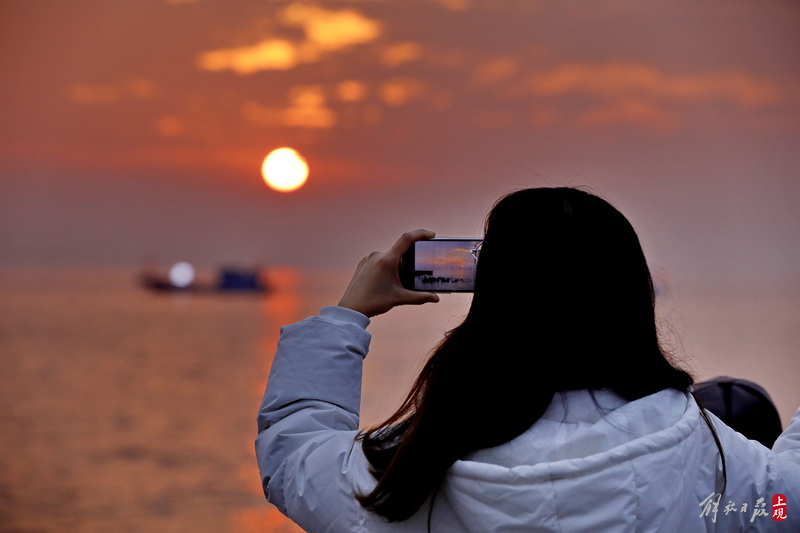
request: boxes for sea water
[0,268,798,532]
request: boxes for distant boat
[140,264,270,294]
[217,267,270,292]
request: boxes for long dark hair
[357,187,721,522]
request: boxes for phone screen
[402,239,482,292]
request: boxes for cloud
[197,39,299,73]
[434,0,471,12]
[70,84,120,104]
[527,62,783,108]
[156,116,182,137]
[471,56,519,85]
[578,98,678,131]
[283,85,337,128]
[379,78,428,106]
[381,42,422,67]
[281,3,381,51]
[198,4,381,74]
[241,85,336,129]
[336,80,368,102]
[69,79,155,104]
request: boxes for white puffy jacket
[256,306,800,532]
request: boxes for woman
[256,187,800,532]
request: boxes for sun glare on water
[261,148,309,193]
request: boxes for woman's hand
[337,229,440,318]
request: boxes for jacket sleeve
[255,306,373,531]
[773,405,800,465]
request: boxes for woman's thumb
[405,291,439,305]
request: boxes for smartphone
[399,238,482,293]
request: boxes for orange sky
[1,0,799,278]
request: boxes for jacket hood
[443,389,702,532]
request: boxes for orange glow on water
[261,148,309,193]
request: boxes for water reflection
[246,268,309,532]
[0,268,319,533]
[1,268,797,532]
[231,508,305,533]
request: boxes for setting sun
[261,148,309,193]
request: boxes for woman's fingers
[337,230,439,317]
[385,229,436,263]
